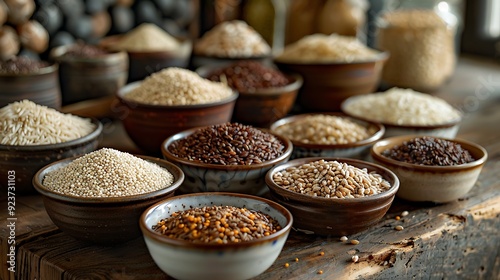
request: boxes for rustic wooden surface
[1,55,499,280]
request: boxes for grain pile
[342,87,461,125]
[272,159,391,198]
[275,34,380,63]
[123,67,234,105]
[0,100,96,145]
[110,23,181,52]
[43,148,174,197]
[194,20,271,58]
[273,114,376,144]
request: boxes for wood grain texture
[1,55,499,280]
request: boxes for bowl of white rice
[0,100,103,194]
[340,87,462,138]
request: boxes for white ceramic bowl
[161,126,293,196]
[371,135,488,203]
[140,192,293,280]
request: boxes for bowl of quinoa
[33,148,184,244]
[371,135,487,203]
[115,67,238,155]
[341,87,462,138]
[270,112,384,159]
[162,122,293,196]
[140,192,293,280]
[0,100,102,194]
[265,157,399,236]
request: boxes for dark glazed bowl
[371,135,487,203]
[274,52,389,111]
[32,155,184,245]
[0,63,61,109]
[0,118,102,195]
[265,157,399,236]
[161,127,293,196]
[140,192,292,280]
[50,45,129,105]
[115,81,238,155]
[270,112,385,159]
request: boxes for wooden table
[2,55,499,280]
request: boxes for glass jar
[376,1,462,92]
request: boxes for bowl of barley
[115,67,238,155]
[265,157,399,236]
[270,112,384,159]
[140,192,293,280]
[32,148,184,245]
[273,34,388,111]
[0,100,102,195]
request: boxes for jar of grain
[376,6,458,92]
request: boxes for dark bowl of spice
[0,100,102,195]
[161,122,293,196]
[32,148,184,245]
[265,157,399,236]
[197,61,303,128]
[0,56,61,109]
[140,192,293,280]
[50,42,128,105]
[371,135,488,203]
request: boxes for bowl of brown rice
[32,148,184,245]
[273,34,388,111]
[0,100,102,194]
[115,67,238,155]
[265,157,399,236]
[270,112,384,159]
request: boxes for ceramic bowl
[115,81,238,155]
[197,63,303,128]
[0,63,61,109]
[370,135,488,203]
[273,52,388,111]
[265,157,399,236]
[190,55,271,71]
[140,192,293,280]
[270,112,385,159]
[0,118,102,195]
[50,44,129,105]
[161,127,293,196]
[341,95,462,138]
[100,35,192,83]
[32,155,184,245]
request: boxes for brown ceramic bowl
[190,54,271,70]
[0,118,102,195]
[197,64,303,128]
[115,81,238,155]
[161,126,293,196]
[100,35,192,83]
[270,112,385,159]
[371,135,487,203]
[341,95,462,138]
[265,157,399,236]
[50,44,129,105]
[32,155,184,245]
[0,63,61,109]
[274,52,389,111]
